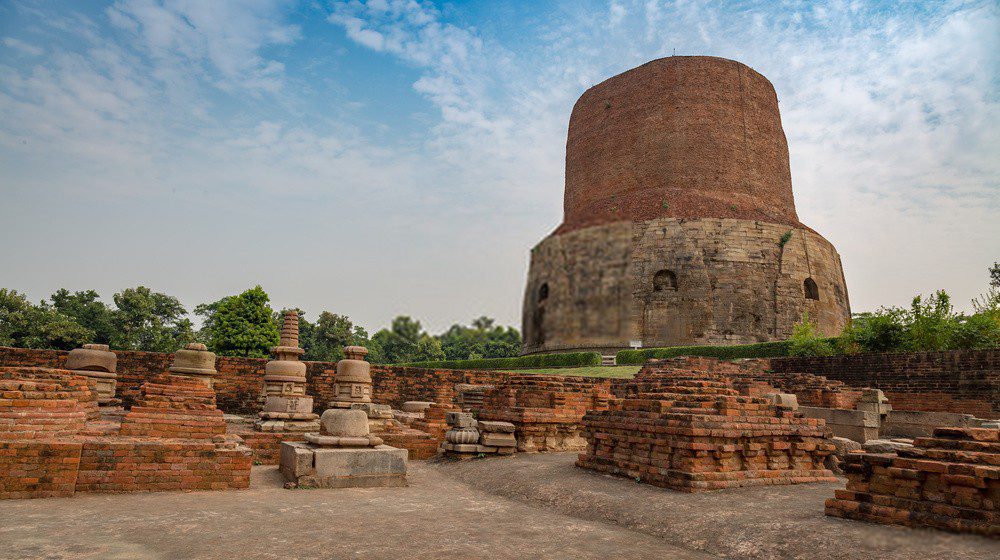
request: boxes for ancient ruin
[1,346,251,500]
[256,310,320,433]
[522,56,850,355]
[578,363,837,491]
[438,411,516,457]
[280,408,407,488]
[328,345,373,408]
[64,343,118,406]
[826,427,999,536]
[477,375,612,452]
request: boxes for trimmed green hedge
[615,339,838,365]
[396,351,602,370]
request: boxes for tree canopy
[196,286,279,359]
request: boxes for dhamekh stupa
[522,56,850,355]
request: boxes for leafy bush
[616,340,809,365]
[789,312,835,357]
[398,351,601,370]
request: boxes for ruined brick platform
[579,365,836,492]
[825,427,999,537]
[617,357,863,409]
[119,374,227,439]
[478,375,611,452]
[1,366,251,500]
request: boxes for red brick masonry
[579,360,836,491]
[478,375,612,452]
[1,365,251,500]
[825,427,999,537]
[772,350,999,418]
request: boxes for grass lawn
[506,365,641,378]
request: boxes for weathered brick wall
[74,439,251,494]
[0,346,516,415]
[771,350,999,419]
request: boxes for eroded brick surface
[825,427,999,536]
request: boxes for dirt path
[437,452,998,560]
[0,462,707,560]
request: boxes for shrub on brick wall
[615,340,843,365]
[398,351,601,370]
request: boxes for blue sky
[1,0,997,333]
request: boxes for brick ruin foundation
[1,355,252,500]
[477,375,612,452]
[579,359,837,491]
[825,427,999,536]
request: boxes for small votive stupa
[256,310,320,433]
[327,345,372,409]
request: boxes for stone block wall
[771,350,999,418]
[522,218,849,354]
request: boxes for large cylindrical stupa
[522,56,850,355]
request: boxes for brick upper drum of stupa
[477,375,612,452]
[577,364,837,492]
[825,426,999,537]
[256,310,319,433]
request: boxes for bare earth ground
[0,453,996,560]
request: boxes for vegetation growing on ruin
[788,312,836,357]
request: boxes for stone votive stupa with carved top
[328,345,373,409]
[255,310,320,433]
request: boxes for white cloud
[107,0,300,93]
[326,0,1000,313]
[2,37,44,57]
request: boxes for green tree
[46,289,115,345]
[842,308,909,353]
[789,312,834,356]
[0,289,93,350]
[196,286,279,358]
[438,316,521,360]
[112,286,194,352]
[907,290,957,351]
[306,311,369,362]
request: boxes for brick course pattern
[478,375,612,452]
[3,347,996,418]
[119,374,227,439]
[0,368,95,438]
[612,357,863,409]
[825,427,999,537]
[772,350,1000,418]
[579,363,836,491]
[0,347,512,415]
[0,364,251,500]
